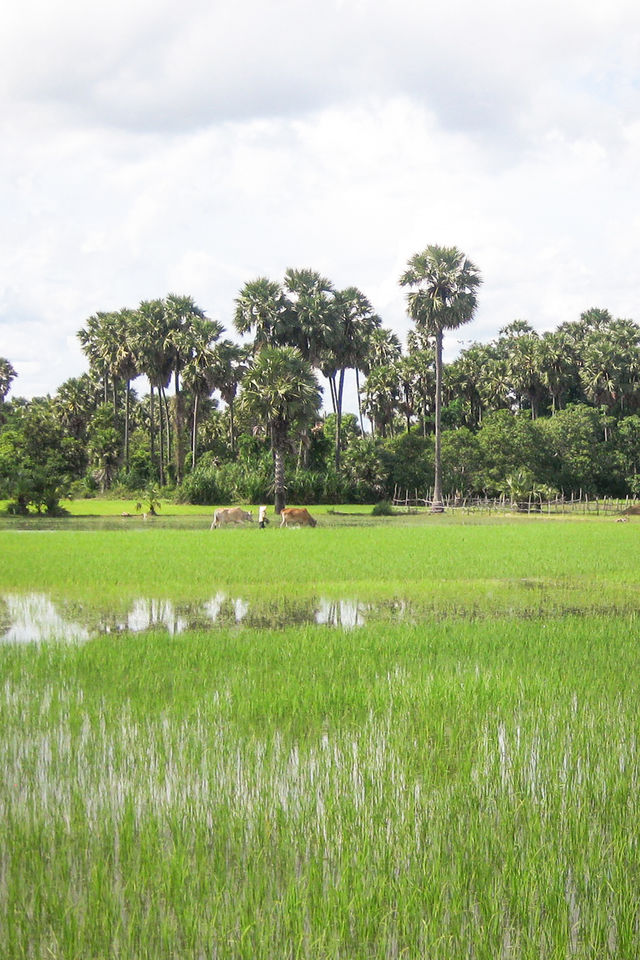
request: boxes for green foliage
[113,428,155,490]
[0,402,72,513]
[371,499,394,515]
[341,437,389,501]
[382,430,433,493]
[476,410,548,495]
[87,403,122,492]
[12,285,640,508]
[179,457,272,505]
[501,467,540,507]
[539,404,620,495]
[440,428,482,495]
[136,484,162,516]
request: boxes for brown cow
[211,507,254,529]
[279,507,317,527]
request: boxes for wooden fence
[391,486,638,516]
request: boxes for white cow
[211,507,254,529]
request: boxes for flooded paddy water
[3,586,639,642]
[0,591,392,642]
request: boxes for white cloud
[2,0,640,399]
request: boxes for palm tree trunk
[173,370,184,482]
[229,399,235,453]
[335,368,345,470]
[124,379,130,473]
[328,375,338,414]
[161,388,171,477]
[192,393,199,469]
[356,368,365,434]
[149,385,157,480]
[273,432,286,514]
[158,387,167,486]
[432,330,444,512]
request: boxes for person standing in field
[258,505,268,528]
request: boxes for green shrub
[371,499,394,516]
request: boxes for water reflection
[0,592,391,643]
[315,599,367,629]
[1,593,91,644]
[126,599,187,635]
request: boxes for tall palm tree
[165,293,206,482]
[283,268,336,367]
[449,342,490,426]
[364,328,402,370]
[112,308,140,472]
[360,365,401,438]
[608,318,640,413]
[478,356,511,414]
[400,245,481,511]
[208,340,248,453]
[54,374,101,440]
[180,316,225,469]
[580,339,622,437]
[539,331,576,414]
[359,328,402,435]
[77,312,112,403]
[134,299,173,484]
[0,357,17,403]
[505,331,546,419]
[240,346,322,513]
[406,332,436,434]
[96,312,124,412]
[322,287,381,468]
[234,277,288,349]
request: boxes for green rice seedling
[2,618,640,957]
[1,519,639,612]
[2,518,640,956]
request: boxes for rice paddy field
[2,508,640,958]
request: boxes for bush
[371,499,394,516]
[178,460,272,505]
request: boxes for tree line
[3,245,640,514]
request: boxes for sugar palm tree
[240,347,322,513]
[112,308,140,472]
[539,331,576,414]
[360,364,401,438]
[400,245,481,511]
[234,277,288,349]
[77,312,112,403]
[180,316,225,469]
[505,331,546,419]
[283,268,336,367]
[54,374,101,440]
[364,328,402,370]
[134,299,173,484]
[0,357,17,403]
[208,340,248,453]
[165,293,207,482]
[322,287,381,467]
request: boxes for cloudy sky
[2,0,640,401]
